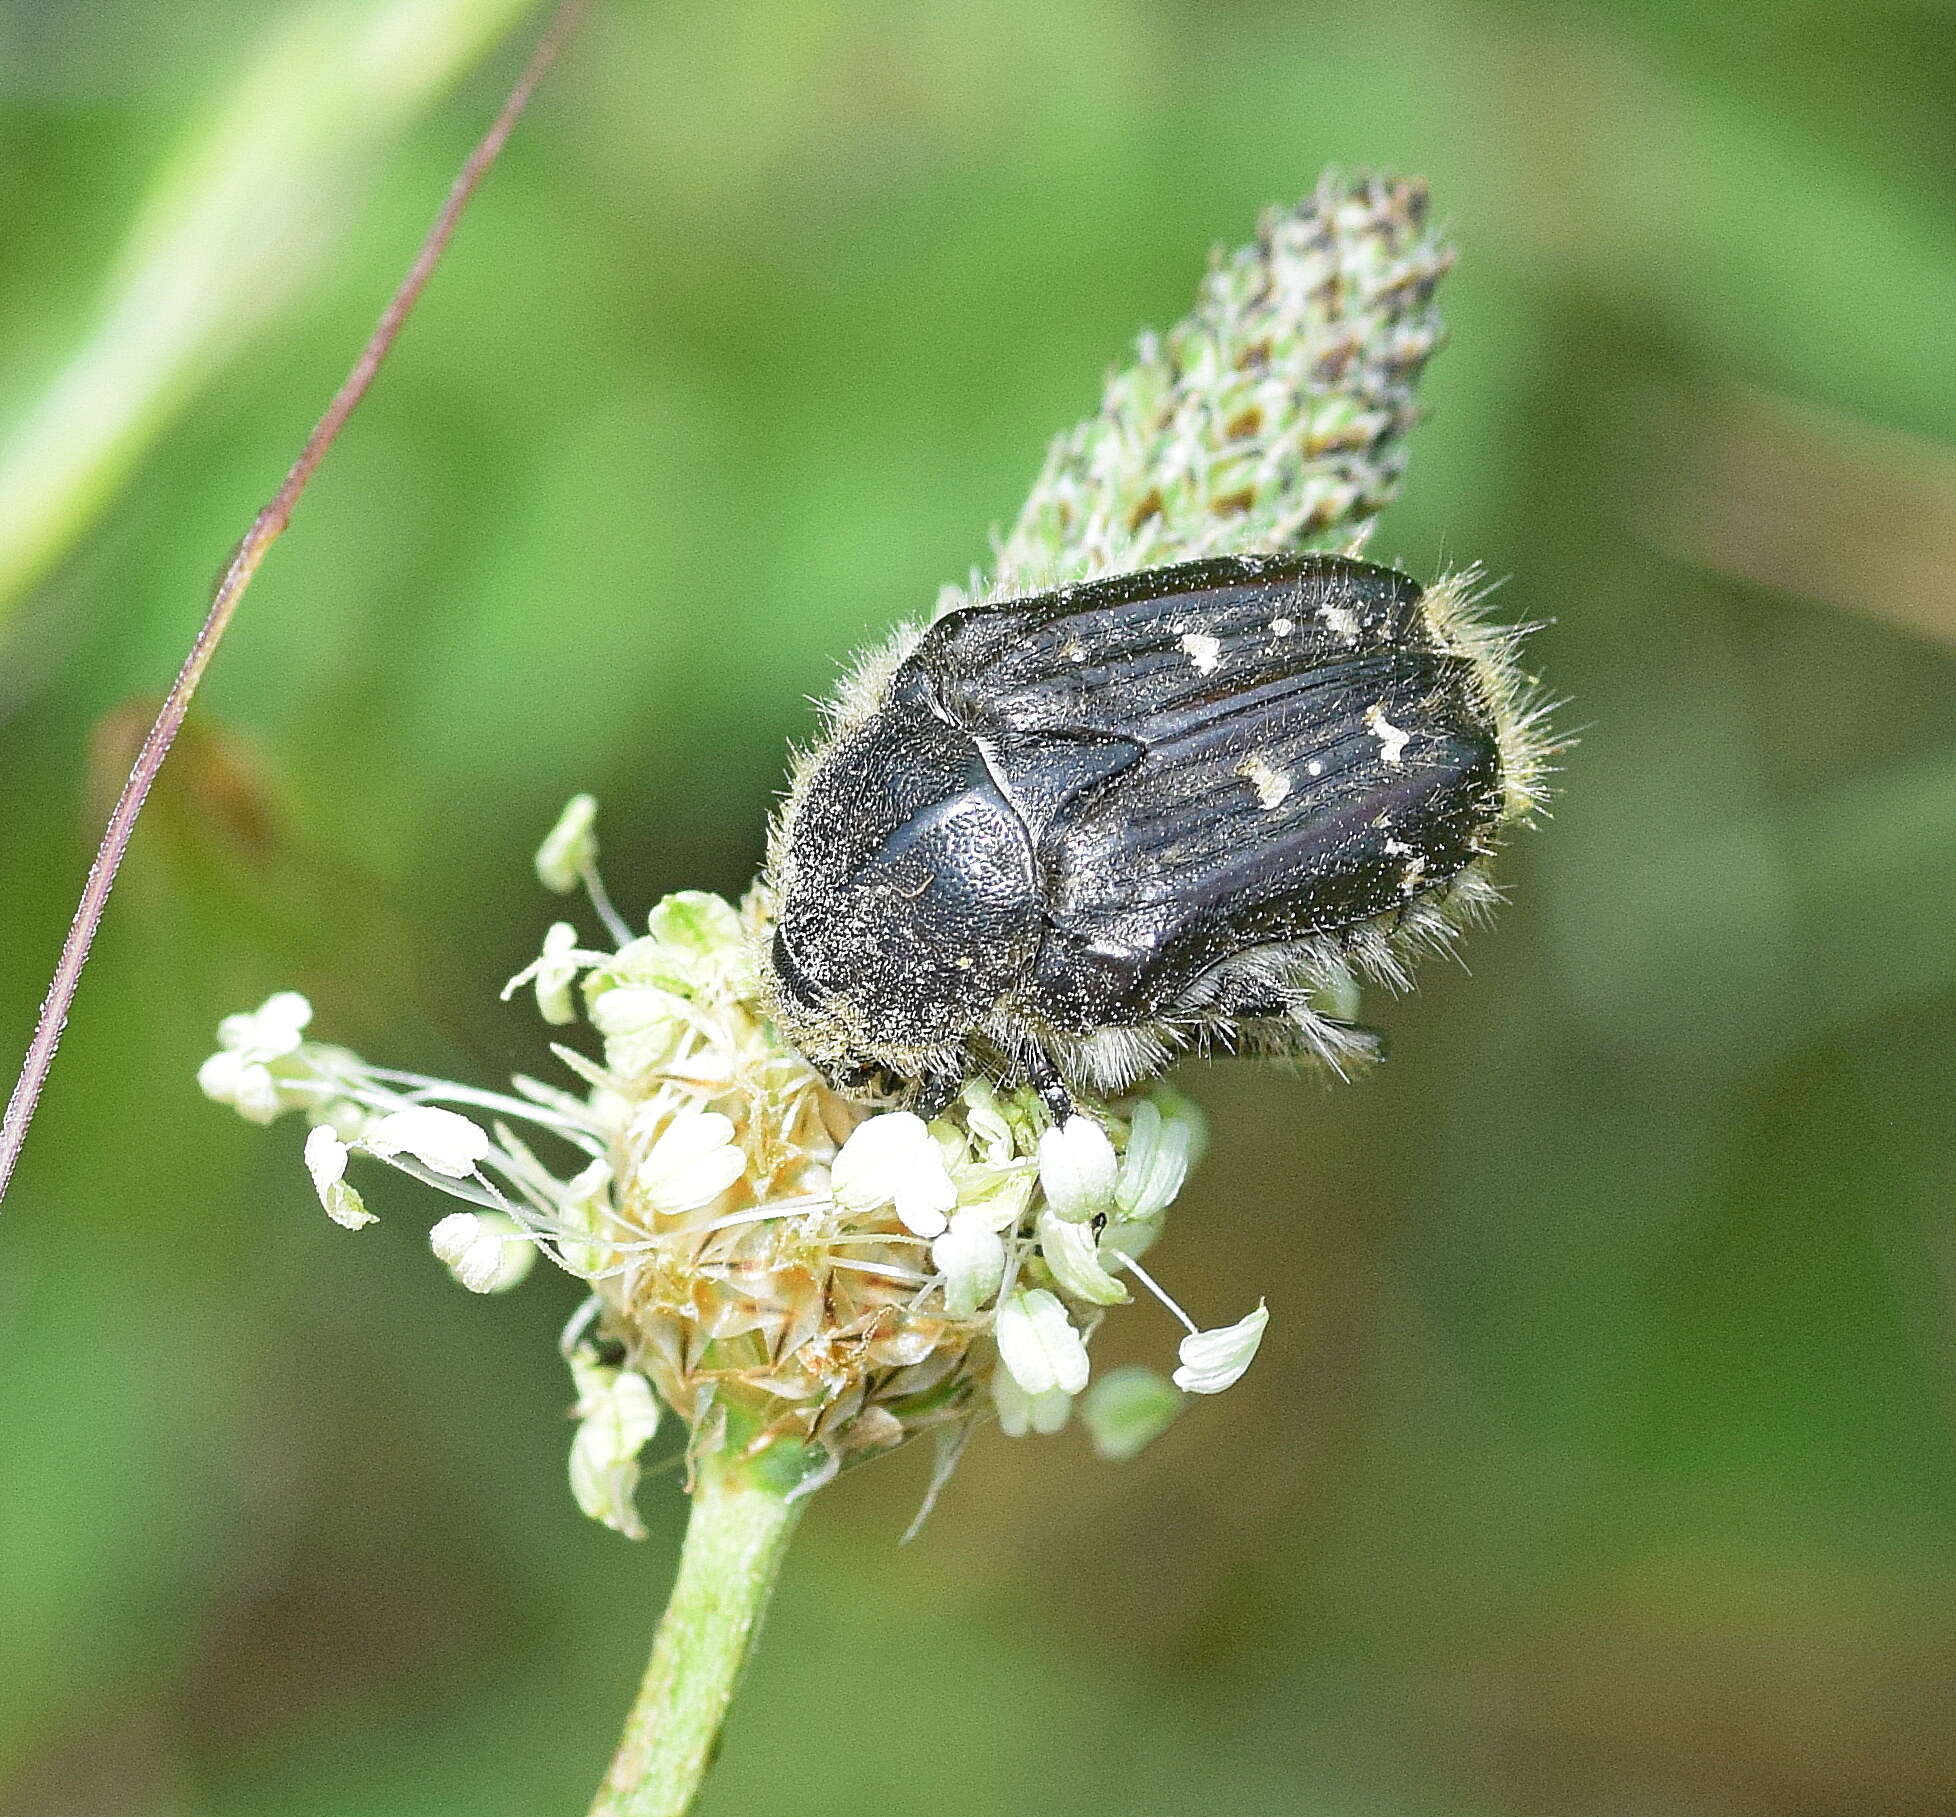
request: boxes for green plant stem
[589,1448,806,1817]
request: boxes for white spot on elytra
[1236,752,1291,809]
[1320,601,1360,642]
[1383,836,1426,893]
[1366,704,1410,765]
[1180,632,1222,674]
[1270,616,1295,637]
[1306,758,1325,777]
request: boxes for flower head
[987,174,1451,596]
[201,883,1253,1537]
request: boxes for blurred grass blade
[0,0,583,1208]
[0,0,545,625]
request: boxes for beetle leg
[1021,1047,1075,1126]
[910,1072,961,1122]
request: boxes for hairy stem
[0,0,587,1211]
[589,1448,807,1817]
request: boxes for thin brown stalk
[0,0,590,1209]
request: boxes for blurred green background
[6,1,1956,1812]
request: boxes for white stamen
[828,1257,932,1286]
[430,1210,537,1294]
[1102,1246,1199,1336]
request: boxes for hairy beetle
[760,550,1539,1119]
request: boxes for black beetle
[760,550,1538,1119]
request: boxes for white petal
[503,921,586,1025]
[589,983,689,1074]
[995,1287,1090,1397]
[365,1106,492,1178]
[620,893,749,1000]
[430,1211,536,1293]
[831,1112,955,1237]
[588,985,685,1037]
[1035,1208,1129,1306]
[652,1105,737,1161]
[559,1157,613,1232]
[636,1107,744,1213]
[217,991,313,1063]
[200,1044,293,1123]
[320,1180,373,1230]
[535,793,599,894]
[829,1112,923,1203]
[1037,1115,1118,1222]
[1114,1093,1204,1221]
[538,922,584,1024]
[567,1354,660,1539]
[1081,1365,1183,1460]
[930,1211,1006,1318]
[221,1059,286,1125]
[645,891,743,958]
[303,1129,371,1227]
[992,1367,1072,1438]
[957,1079,1019,1167]
[556,1158,615,1276]
[892,1168,955,1240]
[953,1169,1035,1235]
[197,1049,247,1106]
[1171,1301,1269,1395]
[304,1124,348,1191]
